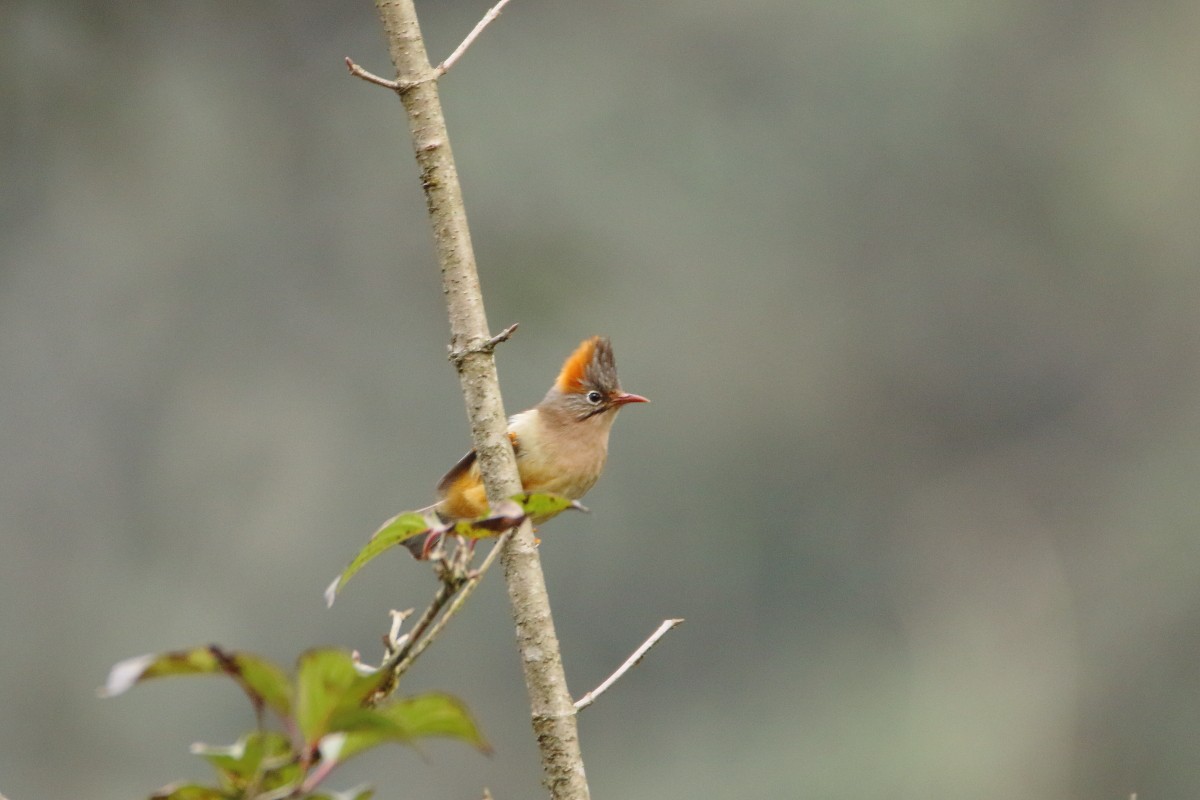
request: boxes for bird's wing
[435,448,477,496]
[435,432,521,496]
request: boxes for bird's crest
[555,336,617,394]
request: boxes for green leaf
[294,649,390,746]
[191,731,294,783]
[511,492,588,520]
[234,654,294,718]
[440,494,584,541]
[100,646,292,718]
[101,647,221,696]
[329,707,412,736]
[295,649,360,744]
[317,713,410,765]
[445,499,525,540]
[193,737,300,797]
[325,511,432,606]
[378,692,490,753]
[316,692,488,766]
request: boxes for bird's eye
[585,390,604,405]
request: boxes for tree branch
[366,1,592,796]
[574,619,684,712]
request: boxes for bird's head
[542,336,648,422]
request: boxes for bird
[404,336,647,558]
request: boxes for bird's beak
[612,392,649,406]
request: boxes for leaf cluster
[103,646,487,800]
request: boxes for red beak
[612,392,649,406]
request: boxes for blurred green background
[5,1,1200,798]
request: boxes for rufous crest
[554,336,618,394]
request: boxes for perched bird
[405,336,647,557]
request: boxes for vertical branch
[367,1,591,798]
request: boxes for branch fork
[347,0,514,92]
[449,322,520,366]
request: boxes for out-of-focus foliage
[102,646,486,798]
[5,1,1200,798]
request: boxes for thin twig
[366,608,413,662]
[344,56,404,90]
[394,584,452,660]
[574,619,684,712]
[448,322,519,366]
[372,530,513,699]
[388,608,414,645]
[390,529,515,677]
[371,582,457,700]
[434,0,516,77]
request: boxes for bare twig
[376,608,414,655]
[449,322,519,365]
[574,619,684,712]
[434,0,516,77]
[370,583,455,700]
[344,56,404,90]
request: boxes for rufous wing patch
[437,450,484,519]
[435,432,521,495]
[436,449,478,496]
[435,431,525,520]
[554,336,602,393]
[436,455,487,520]
[441,478,489,520]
